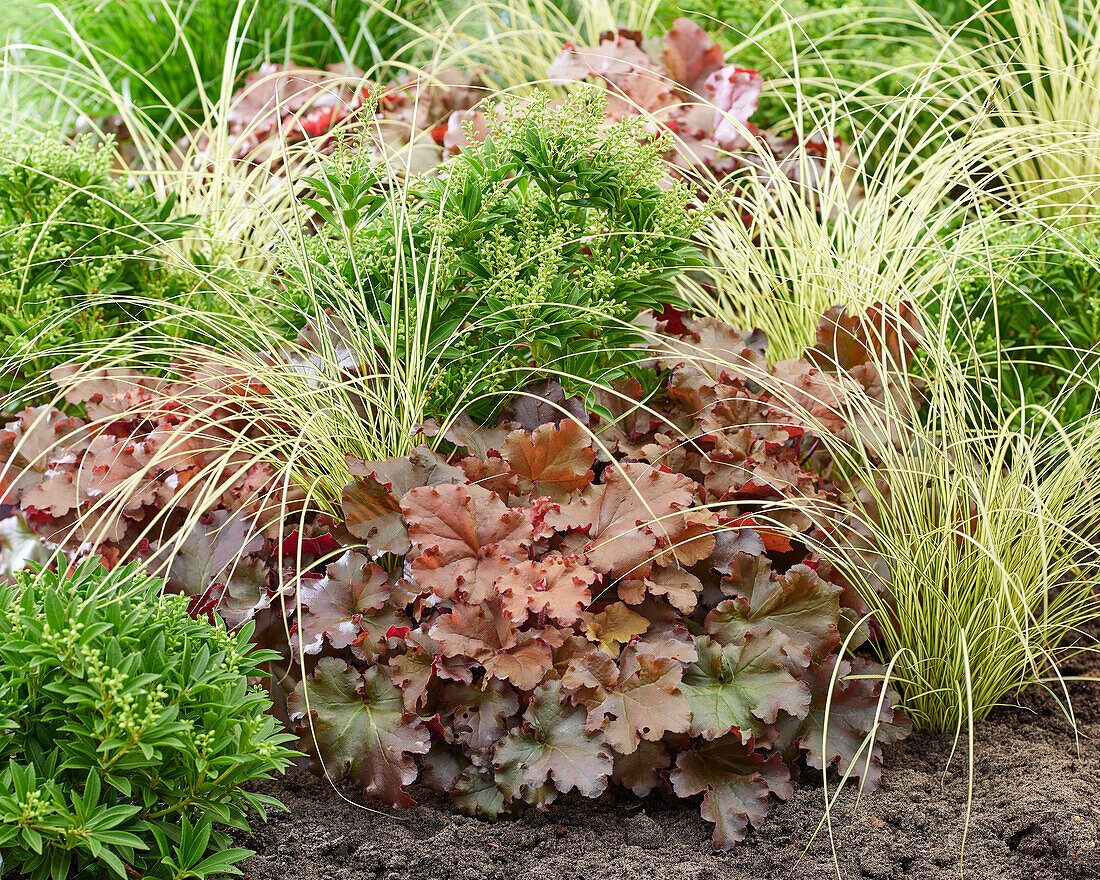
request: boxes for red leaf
[501,421,596,500]
[297,550,390,653]
[429,599,557,691]
[403,483,533,602]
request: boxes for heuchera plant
[1,305,916,849]
[0,357,307,577]
[545,18,861,200]
[184,63,485,177]
[297,306,913,848]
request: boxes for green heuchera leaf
[670,734,793,849]
[288,657,430,807]
[680,630,811,744]
[494,680,613,801]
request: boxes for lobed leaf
[494,680,613,799]
[403,483,533,602]
[288,658,430,808]
[671,735,792,849]
[680,631,810,744]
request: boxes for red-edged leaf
[501,421,596,500]
[342,446,464,555]
[584,647,691,754]
[496,553,597,626]
[671,734,792,850]
[705,67,763,149]
[661,17,726,95]
[386,628,466,711]
[288,659,430,808]
[297,550,389,653]
[403,483,533,602]
[206,557,276,629]
[642,564,704,613]
[429,599,556,691]
[707,563,842,663]
[549,462,695,579]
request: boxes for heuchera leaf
[342,446,465,555]
[205,557,277,629]
[773,656,911,791]
[550,462,695,578]
[660,17,726,95]
[705,67,764,149]
[387,628,473,712]
[680,631,810,744]
[494,680,613,799]
[633,564,704,613]
[583,645,692,754]
[495,553,597,626]
[613,739,671,796]
[288,658,430,807]
[443,678,521,753]
[501,420,596,500]
[297,550,389,653]
[452,764,510,818]
[429,599,557,691]
[671,734,793,849]
[403,483,533,602]
[156,509,265,598]
[705,562,842,663]
[580,602,651,656]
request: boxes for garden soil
[237,646,1100,880]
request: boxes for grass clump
[943,220,1100,423]
[740,302,1100,735]
[919,0,1100,220]
[7,0,435,134]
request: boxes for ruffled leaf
[429,599,557,691]
[671,734,792,849]
[706,562,842,662]
[680,631,810,743]
[288,659,430,807]
[297,550,389,653]
[403,482,533,602]
[493,680,613,798]
[501,421,596,500]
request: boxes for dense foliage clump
[947,222,1100,422]
[0,303,917,849]
[0,560,297,879]
[279,88,707,421]
[26,0,433,135]
[0,133,209,408]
